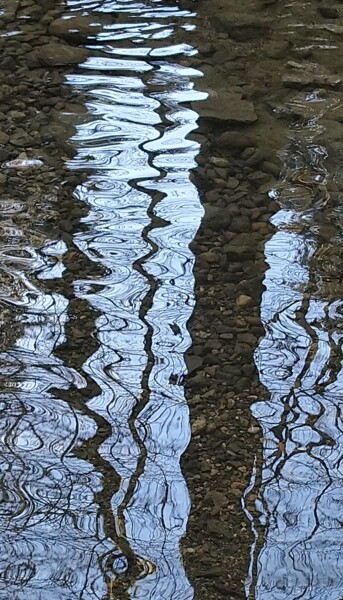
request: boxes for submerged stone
[217,131,255,150]
[26,42,91,67]
[197,91,257,124]
[283,72,341,89]
[2,158,44,170]
[212,13,271,41]
[318,6,340,19]
[10,130,36,147]
[49,15,114,42]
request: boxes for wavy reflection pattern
[251,65,343,600]
[68,0,204,598]
[0,1,203,599]
[0,274,112,598]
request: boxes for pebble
[192,416,208,435]
[2,158,44,170]
[0,131,9,145]
[236,294,254,308]
[10,131,35,147]
[318,6,340,19]
[226,176,239,189]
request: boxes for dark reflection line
[114,145,171,589]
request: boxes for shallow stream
[0,0,203,598]
[2,1,343,599]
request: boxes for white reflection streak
[252,157,343,599]
[66,0,204,598]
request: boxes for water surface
[0,1,204,598]
[249,15,343,600]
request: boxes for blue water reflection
[0,0,204,598]
[251,87,343,600]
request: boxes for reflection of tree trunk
[251,90,343,600]
[52,2,202,599]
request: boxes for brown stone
[26,43,91,67]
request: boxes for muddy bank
[182,0,343,597]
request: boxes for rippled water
[249,16,343,600]
[0,1,204,598]
[6,1,343,598]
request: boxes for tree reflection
[251,88,343,600]
[0,0,203,598]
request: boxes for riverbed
[1,0,343,599]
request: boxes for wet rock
[197,91,257,125]
[192,416,207,435]
[236,294,254,308]
[239,333,257,345]
[283,72,341,89]
[229,215,251,233]
[212,13,271,41]
[0,131,10,145]
[238,276,264,299]
[241,147,263,167]
[49,15,113,42]
[217,131,255,150]
[283,63,341,89]
[234,376,251,391]
[0,85,13,102]
[264,40,290,59]
[186,355,204,374]
[0,149,11,162]
[205,490,227,508]
[200,251,219,264]
[222,364,241,377]
[197,42,216,56]
[230,480,246,492]
[226,177,240,189]
[226,397,236,409]
[318,6,340,19]
[224,244,255,261]
[262,160,280,178]
[10,130,36,148]
[210,156,230,168]
[26,43,91,67]
[204,205,232,231]
[231,232,258,247]
[2,0,18,23]
[328,103,343,124]
[48,123,75,144]
[206,519,231,537]
[10,111,26,123]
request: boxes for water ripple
[250,11,343,600]
[0,0,203,598]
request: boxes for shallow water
[0,1,204,598]
[249,19,343,600]
[3,1,343,599]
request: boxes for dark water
[0,1,204,598]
